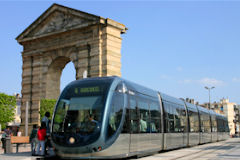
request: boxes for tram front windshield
[52,80,112,145]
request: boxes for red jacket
[37,128,46,141]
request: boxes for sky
[0,1,240,104]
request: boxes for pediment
[29,11,93,37]
[16,4,100,42]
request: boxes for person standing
[36,122,46,156]
[140,116,147,132]
[41,112,51,155]
[30,124,38,156]
[41,112,50,134]
[1,127,12,151]
[4,127,12,137]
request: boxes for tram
[51,76,229,159]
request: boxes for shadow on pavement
[203,145,235,150]
[2,152,32,157]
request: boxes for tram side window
[177,106,187,132]
[163,102,177,132]
[174,107,181,132]
[220,119,225,132]
[122,108,130,133]
[221,119,225,132]
[163,101,174,132]
[129,97,138,133]
[138,98,150,133]
[163,101,171,132]
[149,101,161,133]
[205,114,211,133]
[224,120,229,132]
[107,88,124,138]
[188,110,199,132]
[217,118,223,132]
[200,112,211,133]
[163,101,186,133]
[211,115,217,132]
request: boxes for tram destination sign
[74,86,101,94]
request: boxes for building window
[220,106,223,111]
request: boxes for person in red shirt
[36,122,46,156]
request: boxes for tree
[40,99,57,120]
[0,93,16,129]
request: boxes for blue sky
[0,1,240,104]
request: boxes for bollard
[4,137,12,153]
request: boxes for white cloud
[198,78,224,86]
[233,77,240,82]
[178,77,225,86]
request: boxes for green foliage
[0,93,16,129]
[40,99,57,120]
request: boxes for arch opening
[46,56,76,99]
[61,61,76,91]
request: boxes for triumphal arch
[16,4,127,132]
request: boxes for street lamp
[205,86,215,109]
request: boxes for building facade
[202,98,240,136]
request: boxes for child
[36,122,46,156]
[30,124,38,156]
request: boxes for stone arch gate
[16,4,127,133]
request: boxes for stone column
[21,54,42,135]
[101,19,124,76]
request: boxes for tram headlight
[69,137,75,144]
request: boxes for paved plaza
[0,144,53,160]
[0,138,240,160]
[137,138,240,160]
[0,144,37,160]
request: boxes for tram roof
[185,102,198,111]
[197,105,211,114]
[121,78,159,98]
[160,93,185,106]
